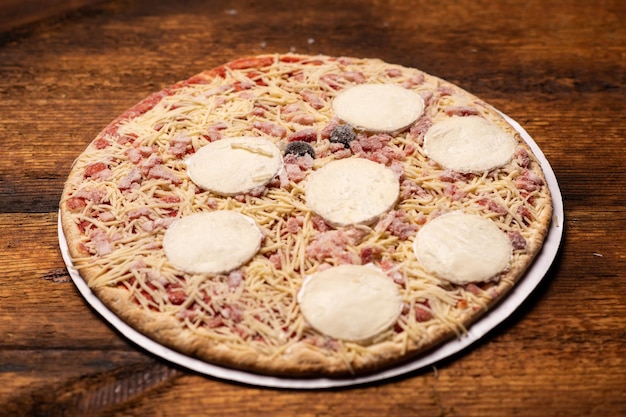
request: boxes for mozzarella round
[304,158,400,226]
[163,211,262,275]
[332,84,425,132]
[298,265,401,342]
[187,136,282,196]
[413,212,512,284]
[423,116,517,173]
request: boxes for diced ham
[360,245,382,264]
[477,198,508,215]
[342,71,366,83]
[252,120,287,138]
[376,210,418,239]
[305,229,361,264]
[515,169,544,192]
[401,72,425,88]
[400,179,432,201]
[514,147,531,168]
[90,229,112,256]
[118,166,141,190]
[443,183,466,201]
[268,252,282,270]
[408,116,432,144]
[508,230,528,250]
[320,74,342,89]
[169,133,191,157]
[286,216,304,233]
[142,217,177,232]
[287,128,318,142]
[146,164,182,184]
[66,197,86,212]
[439,169,469,183]
[311,215,330,232]
[166,284,186,305]
[74,188,107,204]
[98,211,115,222]
[227,270,244,288]
[444,105,480,117]
[414,305,433,322]
[384,68,402,78]
[128,207,152,220]
[84,162,108,179]
[300,90,326,110]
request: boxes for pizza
[60,54,553,377]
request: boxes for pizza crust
[59,54,553,377]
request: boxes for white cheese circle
[413,212,512,284]
[187,136,282,196]
[424,116,517,173]
[304,158,400,227]
[298,264,401,342]
[332,84,425,132]
[163,211,262,275]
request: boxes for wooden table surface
[1,0,625,415]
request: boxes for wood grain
[0,0,624,415]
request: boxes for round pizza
[60,54,553,377]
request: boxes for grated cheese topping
[61,54,552,375]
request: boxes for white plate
[59,113,564,389]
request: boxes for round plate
[59,112,563,389]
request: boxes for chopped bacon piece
[384,68,402,78]
[287,128,318,142]
[418,91,435,107]
[514,147,531,168]
[517,205,533,223]
[98,211,115,222]
[146,164,182,184]
[515,169,544,192]
[360,246,382,264]
[477,197,508,215]
[252,121,287,138]
[408,117,432,144]
[508,230,528,250]
[444,105,480,117]
[66,197,86,212]
[90,229,112,256]
[300,90,326,110]
[84,162,108,178]
[401,72,425,88]
[169,134,191,157]
[74,188,107,204]
[359,133,391,151]
[268,252,282,270]
[118,167,141,190]
[166,284,186,305]
[311,215,330,232]
[400,179,431,200]
[440,169,470,183]
[320,74,342,89]
[443,183,466,201]
[414,305,433,323]
[142,217,176,232]
[128,207,152,220]
[376,210,418,239]
[343,71,366,83]
[227,270,244,288]
[286,216,304,233]
[305,230,361,264]
[93,138,111,149]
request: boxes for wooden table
[1,0,624,415]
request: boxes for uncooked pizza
[60,54,553,377]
